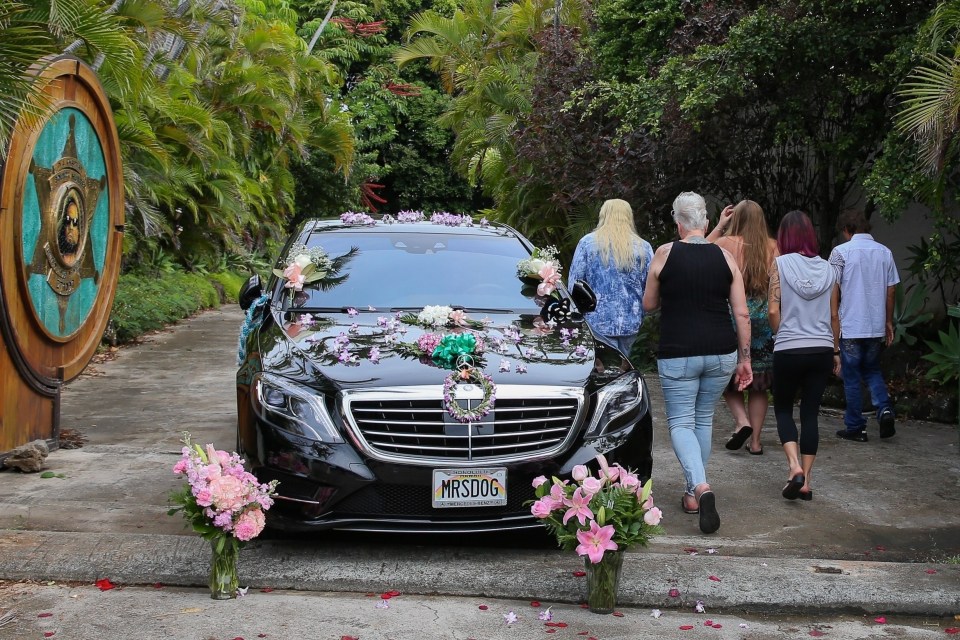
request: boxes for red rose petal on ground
[153,582,164,589]
[875,545,886,551]
[258,635,267,638]
[44,633,54,638]
[875,617,887,624]
[94,578,115,591]
[705,620,713,626]
[546,630,556,634]
[945,628,959,634]
[580,603,590,608]
[926,569,938,574]
[669,588,681,597]
[809,631,826,637]
[679,625,694,630]
[573,571,586,577]
[478,605,488,610]
[260,588,274,593]
[545,622,568,628]
[712,623,723,629]
[709,575,722,582]
[683,547,698,553]
[612,611,624,617]
[530,601,541,607]
[340,636,359,640]
[38,613,53,618]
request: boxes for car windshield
[284,229,545,312]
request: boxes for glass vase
[584,550,625,614]
[208,538,239,600]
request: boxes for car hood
[262,309,598,390]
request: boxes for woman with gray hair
[643,191,753,534]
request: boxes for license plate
[432,468,507,508]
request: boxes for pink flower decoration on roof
[575,521,618,563]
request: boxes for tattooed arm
[768,258,781,333]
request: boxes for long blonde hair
[595,199,645,271]
[726,199,772,296]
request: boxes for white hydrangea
[417,305,453,327]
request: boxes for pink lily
[596,454,620,484]
[562,487,594,526]
[576,521,618,563]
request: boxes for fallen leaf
[874,617,887,624]
[679,625,694,630]
[38,613,53,618]
[94,578,115,591]
[709,575,721,582]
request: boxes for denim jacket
[568,233,654,337]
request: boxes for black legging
[772,349,833,455]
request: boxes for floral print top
[568,233,655,338]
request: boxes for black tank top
[657,241,738,359]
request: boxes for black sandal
[725,426,753,450]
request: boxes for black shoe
[799,490,813,502]
[878,409,896,439]
[836,429,868,442]
[697,491,720,534]
[725,426,753,450]
[782,474,805,500]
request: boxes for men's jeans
[658,352,737,495]
[840,337,893,431]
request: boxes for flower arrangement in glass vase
[169,433,279,599]
[273,242,357,303]
[529,455,663,613]
[517,245,563,297]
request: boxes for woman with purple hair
[768,211,840,502]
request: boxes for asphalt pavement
[0,305,958,639]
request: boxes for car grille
[342,385,585,464]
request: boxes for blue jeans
[840,337,893,431]
[658,352,737,494]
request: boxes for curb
[1,530,957,616]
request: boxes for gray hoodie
[774,253,836,352]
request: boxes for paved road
[0,305,958,634]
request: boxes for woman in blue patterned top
[568,199,655,358]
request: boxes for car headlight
[583,371,645,438]
[252,372,344,443]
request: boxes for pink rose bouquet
[169,433,279,547]
[528,454,662,563]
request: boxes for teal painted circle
[21,107,108,339]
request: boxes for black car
[236,215,653,533]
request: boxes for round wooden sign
[0,56,124,383]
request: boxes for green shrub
[109,271,243,344]
[208,271,249,303]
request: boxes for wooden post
[0,56,124,455]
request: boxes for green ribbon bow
[432,333,477,368]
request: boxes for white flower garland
[443,366,496,423]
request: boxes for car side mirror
[238,274,263,310]
[571,280,597,314]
